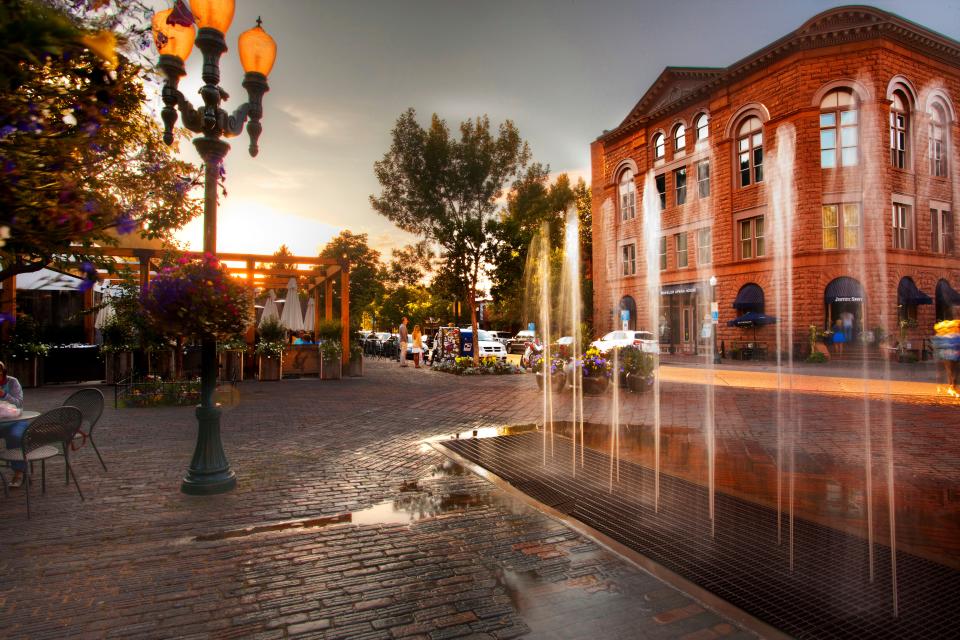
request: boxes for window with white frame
[659,236,667,271]
[656,173,666,210]
[739,216,765,259]
[892,203,913,250]
[930,103,948,178]
[931,207,954,254]
[697,160,710,197]
[674,167,687,205]
[697,228,712,265]
[890,91,909,169]
[822,203,861,250]
[737,117,763,187]
[674,123,686,152]
[653,133,665,160]
[695,113,709,142]
[820,88,858,168]
[621,243,636,276]
[618,169,636,221]
[675,233,688,268]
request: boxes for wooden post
[324,277,333,321]
[245,259,256,347]
[340,267,350,366]
[83,286,95,344]
[138,255,151,290]
[0,275,15,342]
[313,286,321,343]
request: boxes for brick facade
[591,6,960,356]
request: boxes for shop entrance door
[682,306,694,354]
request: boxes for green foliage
[258,318,285,344]
[100,316,137,353]
[319,230,386,318]
[0,314,49,360]
[217,336,248,352]
[316,319,342,343]
[389,241,434,287]
[117,378,200,408]
[371,109,531,360]
[0,0,202,283]
[806,351,828,363]
[434,356,519,376]
[617,346,654,379]
[318,339,342,360]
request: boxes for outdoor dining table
[0,410,41,448]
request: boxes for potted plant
[1,314,49,388]
[530,351,566,391]
[100,316,136,383]
[579,346,611,395]
[256,318,285,381]
[619,345,655,393]
[218,335,247,382]
[897,318,918,362]
[319,339,342,380]
[348,332,364,377]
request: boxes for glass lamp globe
[152,8,196,61]
[239,19,277,77]
[191,0,235,33]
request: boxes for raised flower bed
[530,351,566,391]
[115,377,201,408]
[433,356,521,376]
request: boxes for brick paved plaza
[1,359,957,639]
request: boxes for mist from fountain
[642,170,663,510]
[561,205,585,473]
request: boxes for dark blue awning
[732,283,764,310]
[937,280,960,306]
[824,277,864,303]
[898,277,933,306]
[727,311,778,327]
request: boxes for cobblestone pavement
[1,358,956,639]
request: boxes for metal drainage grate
[441,432,960,640]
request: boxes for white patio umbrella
[259,291,280,327]
[278,277,304,332]
[302,297,316,333]
[94,280,116,329]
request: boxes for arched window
[618,169,636,221]
[653,133,665,160]
[673,123,686,152]
[737,117,763,187]
[890,90,909,169]
[694,113,709,142]
[820,88,858,168]
[930,103,948,177]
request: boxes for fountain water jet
[642,170,663,510]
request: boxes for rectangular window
[892,203,913,250]
[674,167,687,205]
[843,203,861,249]
[890,111,906,168]
[659,236,667,271]
[739,216,765,260]
[676,233,688,268]
[621,243,636,276]
[931,209,940,253]
[934,209,954,255]
[697,160,710,197]
[697,228,712,265]
[656,174,666,210]
[820,113,837,168]
[822,205,839,249]
[824,202,862,250]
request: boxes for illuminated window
[820,88,858,168]
[737,117,763,187]
[822,203,860,249]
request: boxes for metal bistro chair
[63,388,107,472]
[0,406,84,518]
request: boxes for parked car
[459,328,508,360]
[486,331,511,347]
[508,330,537,354]
[591,330,659,354]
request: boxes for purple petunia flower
[83,200,97,213]
[0,125,15,138]
[116,212,137,235]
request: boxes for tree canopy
[319,230,386,322]
[370,109,530,361]
[0,0,201,284]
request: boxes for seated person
[0,360,26,488]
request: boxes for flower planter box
[258,355,282,381]
[219,350,245,382]
[7,356,42,388]
[348,353,363,377]
[535,371,565,392]
[320,356,342,380]
[626,372,652,393]
[104,351,133,384]
[581,376,608,395]
[283,345,319,377]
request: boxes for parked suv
[459,328,508,360]
[590,330,659,354]
[508,330,537,354]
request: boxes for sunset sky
[168,0,960,260]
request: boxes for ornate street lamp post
[152,0,277,494]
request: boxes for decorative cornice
[598,5,960,145]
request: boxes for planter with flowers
[100,315,137,383]
[141,254,253,384]
[618,346,655,393]
[348,335,364,377]
[578,347,611,395]
[256,319,285,381]
[319,339,342,380]
[530,351,566,392]
[1,314,48,388]
[218,336,247,383]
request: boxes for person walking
[398,317,409,367]
[412,325,423,368]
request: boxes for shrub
[806,351,827,363]
[256,318,286,357]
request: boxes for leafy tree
[319,230,386,322]
[371,109,530,363]
[574,178,593,332]
[0,0,201,285]
[388,241,434,287]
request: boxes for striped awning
[732,283,764,310]
[824,277,864,303]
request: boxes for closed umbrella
[302,297,316,333]
[279,277,304,332]
[94,281,116,329]
[259,291,280,327]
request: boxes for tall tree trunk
[470,285,479,366]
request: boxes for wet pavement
[0,358,957,638]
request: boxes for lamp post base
[181,371,237,495]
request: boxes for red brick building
[590,5,960,357]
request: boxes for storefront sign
[833,296,863,302]
[660,283,699,296]
[620,309,630,330]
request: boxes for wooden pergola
[0,248,353,365]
